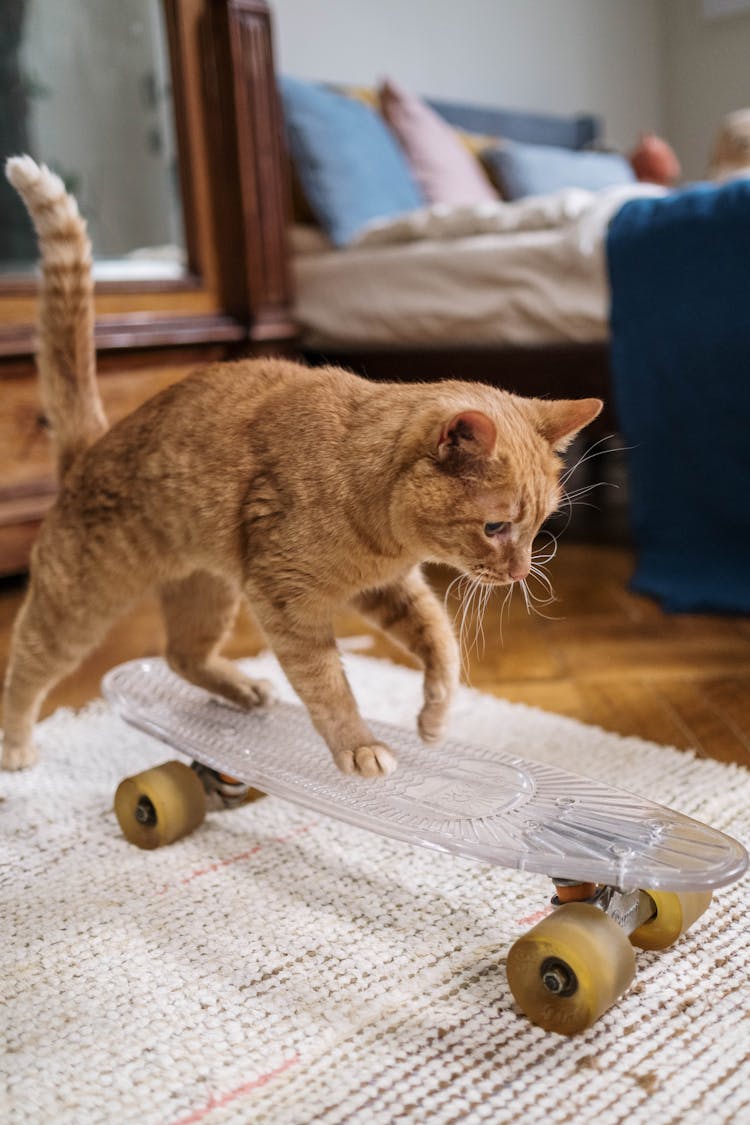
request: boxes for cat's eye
[484,521,508,537]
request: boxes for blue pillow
[280,76,424,246]
[484,141,635,201]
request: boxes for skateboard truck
[189,761,260,810]
[552,879,655,930]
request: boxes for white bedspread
[292,184,664,348]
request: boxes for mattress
[292,183,664,348]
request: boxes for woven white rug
[2,653,749,1125]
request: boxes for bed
[269,53,653,429]
[291,185,663,351]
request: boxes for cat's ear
[437,410,497,462]
[534,398,603,452]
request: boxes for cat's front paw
[418,700,449,744]
[418,678,455,743]
[419,661,458,744]
[233,676,277,709]
[334,742,397,778]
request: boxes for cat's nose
[510,565,530,582]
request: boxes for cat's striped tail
[5,155,107,479]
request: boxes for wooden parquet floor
[2,541,749,768]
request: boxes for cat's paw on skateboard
[334,742,397,778]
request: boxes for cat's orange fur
[2,157,601,776]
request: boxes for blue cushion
[484,141,635,200]
[280,76,424,246]
[427,98,600,151]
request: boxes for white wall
[662,0,750,180]
[271,0,665,153]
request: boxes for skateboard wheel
[114,761,206,849]
[506,903,636,1035]
[629,890,712,951]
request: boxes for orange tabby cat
[2,157,601,776]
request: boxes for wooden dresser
[0,0,295,576]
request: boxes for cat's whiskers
[475,581,493,658]
[515,537,563,621]
[531,529,559,567]
[443,572,465,610]
[564,480,616,504]
[518,574,563,622]
[557,434,633,531]
[527,564,556,604]
[498,582,515,644]
[465,576,491,664]
[445,571,497,678]
[559,481,617,518]
[445,573,473,675]
[557,434,626,522]
[560,433,620,487]
[458,577,476,666]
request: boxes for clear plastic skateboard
[104,658,748,1035]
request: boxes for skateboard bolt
[135,795,157,827]
[540,958,577,997]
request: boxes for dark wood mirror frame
[0,0,296,354]
[0,0,296,574]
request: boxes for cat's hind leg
[2,565,139,770]
[2,586,76,769]
[353,567,460,744]
[160,571,276,709]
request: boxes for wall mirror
[0,0,186,281]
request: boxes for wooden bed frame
[222,0,616,430]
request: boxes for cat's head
[393,391,602,585]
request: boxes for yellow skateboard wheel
[630,890,712,951]
[506,903,636,1035]
[114,761,206,849]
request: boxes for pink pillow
[379,78,498,206]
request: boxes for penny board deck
[103,659,748,891]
